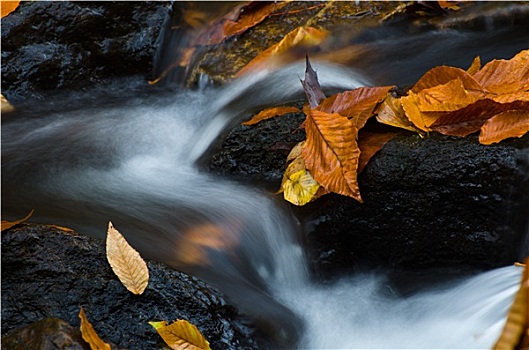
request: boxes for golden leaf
[492,259,528,349]
[280,156,320,206]
[235,26,327,77]
[1,93,14,113]
[79,307,111,350]
[479,110,529,145]
[242,106,300,126]
[416,78,483,113]
[302,109,362,202]
[1,209,34,232]
[401,90,432,132]
[106,221,149,295]
[411,66,484,94]
[466,56,481,76]
[376,95,421,133]
[1,0,20,18]
[150,319,211,350]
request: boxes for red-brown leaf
[357,130,400,174]
[242,106,300,126]
[411,66,485,93]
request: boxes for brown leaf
[150,319,211,350]
[242,106,300,126]
[235,26,327,77]
[411,66,484,94]
[79,307,111,350]
[376,95,421,133]
[417,78,483,112]
[106,221,149,295]
[302,109,362,202]
[473,50,529,95]
[1,209,34,232]
[357,130,400,174]
[401,90,433,132]
[1,1,20,18]
[302,55,326,108]
[466,56,481,75]
[479,110,529,145]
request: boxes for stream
[2,2,528,349]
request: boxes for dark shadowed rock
[1,1,171,101]
[1,225,262,350]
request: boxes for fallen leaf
[1,93,14,113]
[376,94,421,133]
[280,153,320,206]
[473,49,529,95]
[437,1,460,10]
[235,26,327,77]
[1,209,34,232]
[411,66,484,94]
[1,0,20,18]
[302,109,362,202]
[106,221,149,295]
[357,130,400,174]
[492,259,528,350]
[79,307,111,350]
[479,110,529,145]
[466,56,481,75]
[242,106,300,126]
[301,55,326,108]
[150,319,211,350]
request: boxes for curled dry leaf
[1,209,34,232]
[242,106,300,126]
[150,319,211,350]
[302,109,362,202]
[479,110,529,145]
[79,307,111,350]
[106,221,149,295]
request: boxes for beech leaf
[411,66,485,94]
[376,94,421,133]
[1,0,20,18]
[1,209,34,232]
[150,319,211,350]
[106,221,149,295]
[466,56,481,76]
[302,109,362,202]
[79,307,111,350]
[473,49,529,95]
[302,55,326,108]
[479,110,529,145]
[280,150,320,206]
[242,106,300,126]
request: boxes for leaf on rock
[466,56,481,75]
[417,78,483,112]
[106,221,149,295]
[479,110,529,145]
[376,94,421,133]
[242,106,300,126]
[473,49,529,95]
[79,307,111,350]
[150,319,211,350]
[302,55,326,108]
[1,1,20,17]
[302,109,362,202]
[1,209,34,232]
[357,130,400,174]
[280,151,320,206]
[492,259,528,350]
[235,26,327,77]
[411,66,484,94]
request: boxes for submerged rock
[1,225,262,350]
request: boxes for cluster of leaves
[243,50,529,206]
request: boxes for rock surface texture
[1,225,262,350]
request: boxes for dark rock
[1,225,262,350]
[1,318,90,350]
[1,1,171,101]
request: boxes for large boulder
[1,225,262,350]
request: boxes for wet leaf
[466,56,481,75]
[280,149,320,206]
[242,106,300,126]
[302,109,362,202]
[479,110,529,145]
[1,209,34,232]
[150,319,211,350]
[1,0,20,17]
[235,26,327,77]
[357,130,400,174]
[106,221,149,295]
[492,260,528,350]
[79,307,111,350]
[302,55,326,108]
[411,66,484,94]
[376,94,421,133]
[473,49,529,95]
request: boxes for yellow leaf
[281,155,320,206]
[466,56,481,76]
[479,110,529,145]
[242,106,300,126]
[302,109,362,202]
[493,259,528,349]
[79,307,111,350]
[106,221,149,295]
[1,0,20,18]
[1,209,34,232]
[376,95,421,133]
[150,319,211,350]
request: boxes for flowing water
[3,3,528,348]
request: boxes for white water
[1,63,523,349]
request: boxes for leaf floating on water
[1,209,34,232]
[106,221,149,295]
[1,1,20,18]
[150,319,211,350]
[79,307,111,350]
[479,110,529,145]
[242,106,300,126]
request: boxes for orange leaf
[473,50,529,95]
[79,307,111,350]
[416,78,483,113]
[411,66,484,94]
[302,109,362,202]
[150,319,211,350]
[376,95,421,133]
[401,90,433,132]
[466,56,481,76]
[1,0,20,18]
[357,130,400,174]
[242,106,300,126]
[235,26,327,77]
[1,209,34,232]
[317,86,394,129]
[479,110,529,145]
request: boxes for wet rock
[1,225,262,350]
[1,1,171,101]
[209,119,529,278]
